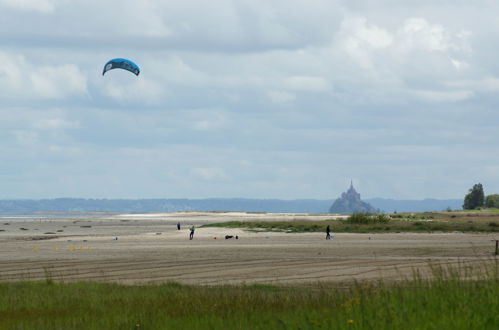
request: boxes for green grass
[203,219,499,233]
[0,262,497,329]
[345,213,390,224]
[203,211,499,233]
[462,208,499,213]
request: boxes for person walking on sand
[189,225,195,240]
[326,225,331,240]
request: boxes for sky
[0,0,498,200]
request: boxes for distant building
[329,181,378,214]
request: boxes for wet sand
[0,212,496,285]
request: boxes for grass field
[0,261,497,329]
[1,211,498,329]
[203,211,499,233]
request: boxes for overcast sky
[1,0,498,200]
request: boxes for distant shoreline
[0,197,462,213]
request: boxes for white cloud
[396,18,471,53]
[336,17,394,68]
[33,118,79,130]
[192,110,230,131]
[0,52,87,100]
[450,58,468,70]
[268,90,296,104]
[0,0,57,13]
[191,167,229,180]
[336,16,471,69]
[30,64,87,99]
[411,89,474,102]
[13,130,38,146]
[284,76,331,92]
[445,77,499,93]
[102,77,166,104]
[341,17,394,49]
[0,52,25,92]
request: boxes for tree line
[463,183,499,210]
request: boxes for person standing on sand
[189,225,195,240]
[326,225,331,240]
[177,222,181,230]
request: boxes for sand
[0,212,496,285]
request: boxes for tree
[485,194,499,208]
[463,183,485,210]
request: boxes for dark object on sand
[225,235,239,240]
[177,222,181,230]
[20,228,28,231]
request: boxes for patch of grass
[463,208,499,213]
[203,215,499,233]
[346,213,390,224]
[0,263,497,329]
[204,221,326,233]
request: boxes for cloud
[0,51,88,100]
[336,17,393,68]
[101,76,166,105]
[2,1,499,199]
[30,64,87,99]
[0,0,57,13]
[336,16,471,69]
[32,118,79,130]
[284,76,331,92]
[268,90,296,104]
[191,167,229,180]
[396,18,471,53]
[13,130,38,146]
[191,109,231,131]
[445,77,499,93]
[0,52,25,93]
[410,89,474,103]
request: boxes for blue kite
[102,58,140,76]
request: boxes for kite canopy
[102,58,140,76]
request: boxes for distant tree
[463,183,485,210]
[485,194,499,208]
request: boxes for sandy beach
[0,212,496,285]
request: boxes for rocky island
[329,181,379,214]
